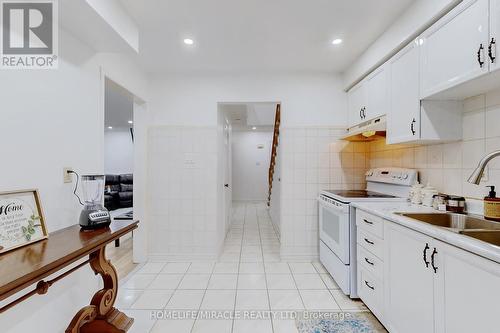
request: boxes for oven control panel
[365,168,417,186]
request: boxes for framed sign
[0,190,48,254]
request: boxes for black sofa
[104,174,133,210]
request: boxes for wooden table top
[0,220,138,302]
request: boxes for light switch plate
[63,167,73,183]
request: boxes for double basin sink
[397,213,500,247]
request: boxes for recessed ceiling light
[183,38,194,45]
[128,120,133,124]
[252,126,257,130]
[108,126,113,129]
[332,38,343,45]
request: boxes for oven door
[318,196,350,264]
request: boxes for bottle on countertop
[484,186,500,222]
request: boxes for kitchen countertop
[352,201,500,264]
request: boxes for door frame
[100,67,148,263]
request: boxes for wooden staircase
[268,104,281,206]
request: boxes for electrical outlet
[63,167,73,183]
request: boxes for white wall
[147,126,219,259]
[343,0,461,89]
[279,127,370,259]
[0,28,148,332]
[147,74,347,259]
[232,131,273,201]
[150,74,347,127]
[85,0,139,52]
[104,129,134,174]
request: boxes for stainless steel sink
[397,213,500,231]
[459,230,500,246]
[396,212,500,247]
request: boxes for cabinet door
[420,0,489,98]
[434,240,500,333]
[364,65,389,121]
[387,41,420,144]
[384,222,435,333]
[491,0,500,73]
[347,82,365,127]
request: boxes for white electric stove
[318,168,418,298]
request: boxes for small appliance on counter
[484,186,500,221]
[78,174,111,230]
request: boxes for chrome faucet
[468,150,500,185]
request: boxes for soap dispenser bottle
[484,186,500,222]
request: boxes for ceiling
[120,0,415,75]
[220,102,277,131]
[105,78,134,129]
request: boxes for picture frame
[0,189,48,254]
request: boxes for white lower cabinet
[355,209,500,333]
[434,240,500,333]
[356,211,386,321]
[384,222,435,333]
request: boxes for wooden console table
[0,220,138,332]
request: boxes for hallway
[116,202,366,333]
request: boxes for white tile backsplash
[368,88,500,200]
[148,126,219,258]
[279,126,369,258]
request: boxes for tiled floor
[117,201,368,333]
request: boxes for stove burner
[323,190,397,199]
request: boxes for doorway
[103,78,136,277]
[217,102,281,247]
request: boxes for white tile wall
[369,89,500,200]
[278,127,369,259]
[147,126,219,259]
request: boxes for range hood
[341,115,387,142]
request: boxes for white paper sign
[0,190,47,253]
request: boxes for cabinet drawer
[356,210,384,239]
[358,267,383,318]
[357,228,383,259]
[358,244,383,279]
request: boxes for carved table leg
[66,246,133,333]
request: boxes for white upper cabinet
[347,82,366,127]
[433,240,500,333]
[387,42,462,144]
[347,64,389,128]
[364,65,390,121]
[387,41,420,144]
[490,0,500,73]
[420,0,489,99]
